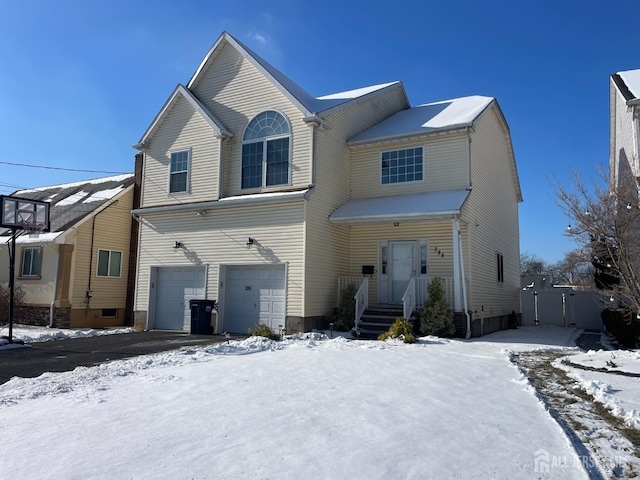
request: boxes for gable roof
[613,69,640,105]
[1,174,134,236]
[187,31,408,118]
[135,84,232,149]
[348,95,494,145]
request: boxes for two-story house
[610,69,640,189]
[132,31,522,337]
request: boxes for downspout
[466,127,472,189]
[456,218,471,339]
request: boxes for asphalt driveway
[0,331,244,385]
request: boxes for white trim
[168,148,191,195]
[96,249,123,278]
[135,85,231,150]
[379,145,425,187]
[132,189,310,217]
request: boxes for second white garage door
[223,264,286,334]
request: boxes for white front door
[390,242,415,303]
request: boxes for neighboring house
[132,31,522,337]
[610,69,640,188]
[0,174,136,328]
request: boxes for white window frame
[20,246,42,278]
[380,146,425,186]
[97,249,122,278]
[241,110,291,190]
[168,149,191,194]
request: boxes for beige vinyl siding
[349,221,465,306]
[70,188,134,311]
[304,87,408,316]
[191,42,312,197]
[611,79,639,185]
[350,132,469,199]
[134,201,305,320]
[462,105,520,318]
[142,95,221,207]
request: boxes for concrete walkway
[0,331,244,385]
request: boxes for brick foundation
[14,305,71,328]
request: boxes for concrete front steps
[354,306,419,340]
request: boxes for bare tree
[520,252,548,275]
[550,248,595,287]
[555,167,640,312]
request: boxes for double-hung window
[97,249,122,278]
[21,247,42,277]
[169,150,190,193]
[381,147,424,185]
[242,111,290,189]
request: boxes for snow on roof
[15,174,133,195]
[349,95,494,145]
[617,69,640,99]
[2,231,64,245]
[329,189,470,225]
[316,82,399,101]
[82,186,125,204]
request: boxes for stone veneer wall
[14,305,71,328]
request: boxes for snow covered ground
[0,326,638,479]
[0,324,135,347]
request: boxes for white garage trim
[148,264,208,331]
[218,263,288,334]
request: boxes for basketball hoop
[23,222,45,239]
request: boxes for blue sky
[0,0,638,264]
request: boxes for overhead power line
[0,161,129,175]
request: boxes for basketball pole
[8,227,16,344]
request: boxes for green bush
[378,318,416,343]
[248,322,280,340]
[601,308,638,348]
[328,283,358,331]
[418,277,455,337]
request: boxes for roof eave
[347,124,472,148]
[315,82,408,119]
[329,210,461,226]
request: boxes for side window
[497,253,504,283]
[97,250,122,278]
[381,147,424,185]
[169,150,190,193]
[21,247,42,277]
[242,111,291,189]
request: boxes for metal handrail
[354,277,369,330]
[402,277,416,320]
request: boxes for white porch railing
[338,276,365,300]
[354,277,369,330]
[402,277,416,320]
[416,276,454,309]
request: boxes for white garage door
[155,266,206,331]
[224,264,286,334]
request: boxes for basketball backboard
[0,195,50,231]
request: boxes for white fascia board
[329,211,461,225]
[347,125,471,148]
[135,85,231,150]
[3,231,65,245]
[315,82,408,119]
[132,189,310,217]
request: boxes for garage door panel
[155,266,206,331]
[224,264,286,333]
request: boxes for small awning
[329,189,470,225]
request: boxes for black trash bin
[189,299,217,335]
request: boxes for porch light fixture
[173,241,183,251]
[246,237,255,248]
[393,222,399,227]
[197,210,207,216]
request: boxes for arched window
[242,111,290,189]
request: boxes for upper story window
[20,247,42,278]
[381,147,423,185]
[169,150,190,193]
[97,249,122,278]
[242,111,290,189]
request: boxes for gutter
[347,125,471,148]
